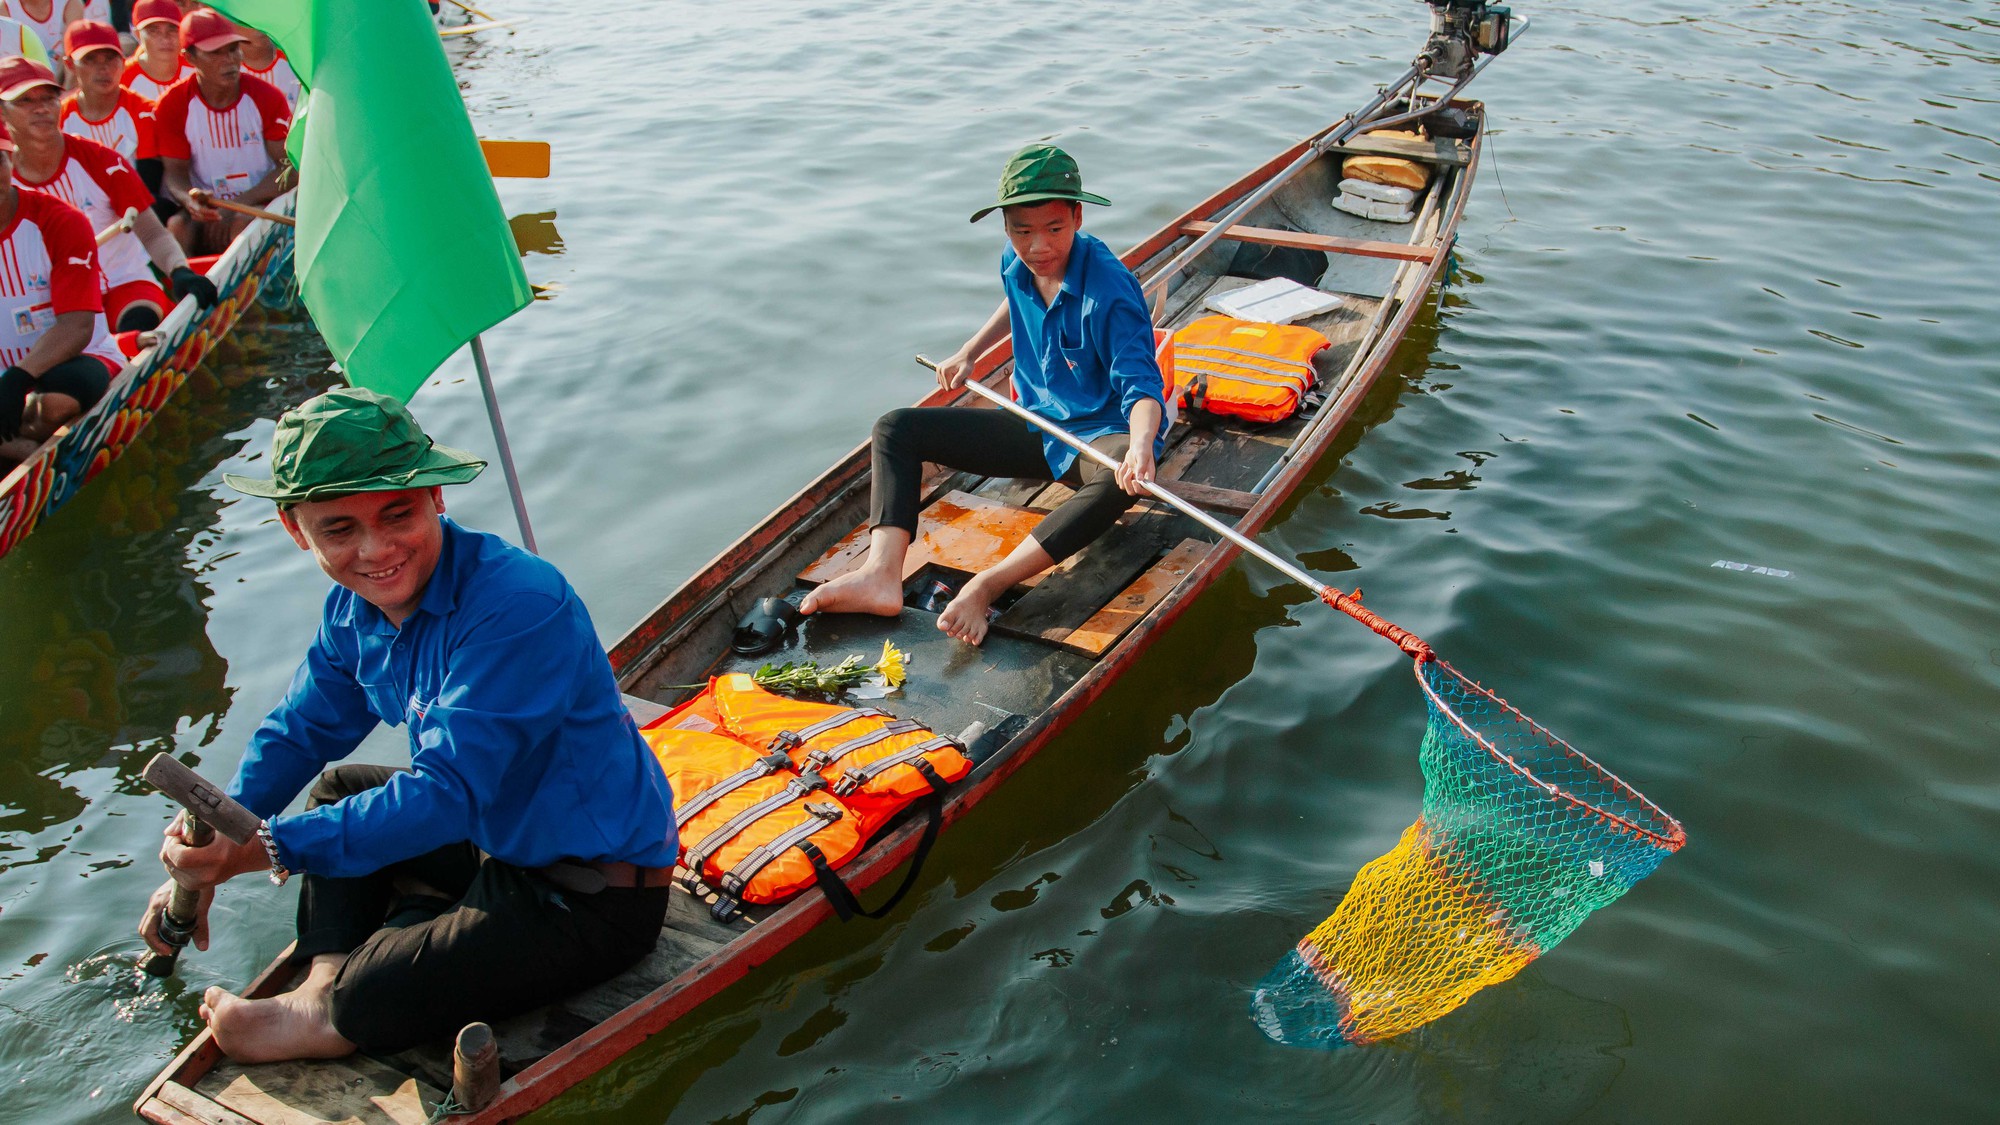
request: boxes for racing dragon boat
[135,7,1526,1120]
[0,192,299,561]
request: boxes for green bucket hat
[223,386,487,504]
[969,143,1112,223]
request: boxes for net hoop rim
[1413,658,1688,852]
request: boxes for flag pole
[469,334,537,554]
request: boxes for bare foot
[200,958,356,1064]
[799,567,904,617]
[937,576,1001,645]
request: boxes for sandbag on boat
[1170,315,1333,423]
[1342,129,1431,192]
[709,673,970,839]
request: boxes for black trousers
[294,765,669,1054]
[871,407,1137,564]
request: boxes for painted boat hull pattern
[0,192,297,561]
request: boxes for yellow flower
[873,641,909,688]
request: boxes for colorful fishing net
[1252,656,1685,1049]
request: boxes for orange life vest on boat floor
[643,674,970,919]
[1169,315,1333,423]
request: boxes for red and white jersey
[242,53,301,109]
[122,57,188,104]
[61,88,158,162]
[154,74,292,201]
[15,136,156,290]
[0,0,65,58]
[0,188,123,369]
[80,0,106,22]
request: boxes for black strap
[833,736,957,796]
[672,754,784,826]
[784,707,885,746]
[806,719,922,770]
[716,801,844,899]
[805,792,945,923]
[684,777,810,875]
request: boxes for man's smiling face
[280,487,447,626]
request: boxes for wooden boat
[0,192,299,562]
[135,67,1499,1125]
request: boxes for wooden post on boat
[469,336,538,554]
[452,1023,501,1113]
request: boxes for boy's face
[1004,200,1082,283]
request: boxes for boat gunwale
[135,103,1484,1125]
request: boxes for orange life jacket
[643,674,969,919]
[1169,315,1332,423]
[710,674,971,840]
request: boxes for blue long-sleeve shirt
[1001,230,1168,477]
[227,518,677,877]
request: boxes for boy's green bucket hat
[969,143,1112,223]
[223,386,486,504]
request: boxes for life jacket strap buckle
[796,769,829,793]
[758,750,793,772]
[710,893,743,923]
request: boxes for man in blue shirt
[802,143,1168,645]
[138,387,677,1064]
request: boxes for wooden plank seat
[186,1053,440,1125]
[1179,220,1437,264]
[798,489,1048,588]
[1323,133,1470,167]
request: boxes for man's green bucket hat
[223,386,486,504]
[969,143,1112,223]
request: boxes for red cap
[132,0,181,32]
[64,20,124,62]
[180,8,249,53]
[0,55,61,102]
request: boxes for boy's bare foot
[799,567,904,617]
[200,956,356,1064]
[937,576,1002,645]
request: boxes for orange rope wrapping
[1319,587,1434,662]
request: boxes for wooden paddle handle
[140,815,214,978]
[191,190,296,228]
[95,207,137,246]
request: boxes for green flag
[209,0,531,401]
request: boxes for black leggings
[871,407,1137,564]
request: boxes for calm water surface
[2,2,1996,1121]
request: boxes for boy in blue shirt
[803,144,1167,644]
[139,387,676,1064]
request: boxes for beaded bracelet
[258,821,291,886]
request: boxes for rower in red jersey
[122,0,187,103]
[2,56,216,332]
[61,21,157,163]
[239,28,299,109]
[153,8,290,253]
[0,115,127,473]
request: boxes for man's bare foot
[200,957,356,1064]
[937,576,1002,645]
[799,567,904,617]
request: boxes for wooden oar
[190,190,295,227]
[440,18,521,37]
[914,355,1426,652]
[95,206,138,246]
[440,0,497,20]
